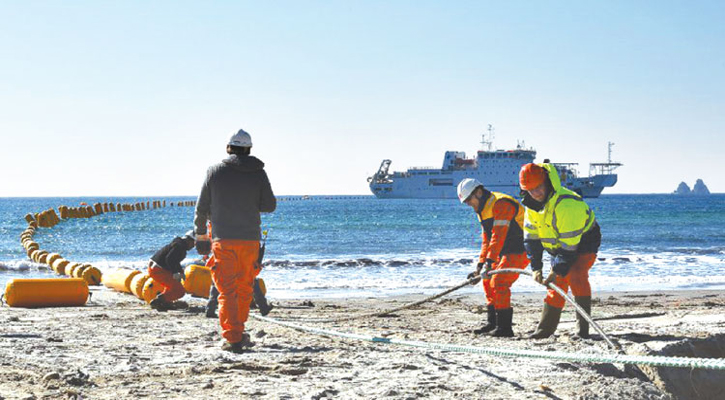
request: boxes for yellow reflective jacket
[522,164,597,255]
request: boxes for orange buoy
[183,264,212,298]
[129,273,150,299]
[141,278,164,303]
[3,278,89,308]
[102,269,141,293]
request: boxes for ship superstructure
[368,126,621,199]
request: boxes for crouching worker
[148,230,195,312]
[519,163,601,339]
[457,178,529,337]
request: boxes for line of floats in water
[5,199,205,308]
[5,195,371,308]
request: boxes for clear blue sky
[1,1,723,196]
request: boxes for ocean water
[1,195,724,299]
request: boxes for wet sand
[2,288,725,400]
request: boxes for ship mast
[481,124,494,151]
[589,141,623,176]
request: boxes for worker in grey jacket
[193,128,276,353]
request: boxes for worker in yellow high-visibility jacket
[519,163,601,339]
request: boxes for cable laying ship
[368,126,622,199]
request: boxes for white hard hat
[457,178,482,203]
[228,129,253,147]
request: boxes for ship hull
[370,169,617,199]
[368,145,619,199]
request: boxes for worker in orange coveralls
[457,178,529,337]
[148,230,195,312]
[193,128,276,353]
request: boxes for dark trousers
[207,278,268,313]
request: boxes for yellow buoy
[64,262,81,277]
[141,278,164,303]
[3,278,89,308]
[73,264,89,278]
[183,264,212,298]
[51,259,70,275]
[46,253,62,266]
[35,250,48,264]
[79,266,102,286]
[130,273,150,299]
[65,263,81,277]
[102,269,141,293]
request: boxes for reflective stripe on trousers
[210,239,260,344]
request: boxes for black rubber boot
[529,304,563,339]
[150,293,172,312]
[491,308,514,337]
[221,333,254,354]
[473,304,497,334]
[206,284,219,318]
[253,279,274,316]
[574,296,592,339]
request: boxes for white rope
[489,268,621,351]
[250,314,725,370]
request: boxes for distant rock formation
[674,180,711,195]
[692,179,711,195]
[674,182,691,195]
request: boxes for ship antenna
[481,124,494,151]
[608,141,614,163]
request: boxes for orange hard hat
[519,163,547,190]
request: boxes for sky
[1,1,723,196]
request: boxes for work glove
[533,269,544,284]
[195,237,211,256]
[544,271,557,285]
[467,262,485,285]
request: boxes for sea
[1,195,724,299]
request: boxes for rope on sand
[273,269,620,350]
[276,276,480,324]
[250,314,725,370]
[490,269,620,351]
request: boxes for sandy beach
[2,287,725,400]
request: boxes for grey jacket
[193,154,276,241]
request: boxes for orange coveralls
[478,196,530,310]
[147,263,186,302]
[545,253,596,308]
[209,239,260,344]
